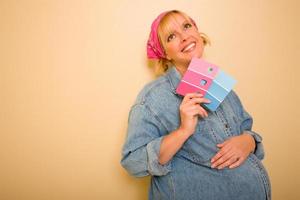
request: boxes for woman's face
[160,14,204,68]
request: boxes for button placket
[214,109,232,137]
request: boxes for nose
[179,31,189,42]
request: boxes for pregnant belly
[170,156,268,200]
[218,157,267,199]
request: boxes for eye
[167,33,176,42]
[184,23,192,29]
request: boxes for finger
[184,105,201,113]
[186,109,202,117]
[211,145,232,163]
[201,98,211,104]
[211,151,234,168]
[183,106,202,116]
[188,108,207,118]
[211,155,230,169]
[182,93,203,103]
[180,103,200,114]
[217,156,239,170]
[229,157,244,169]
[182,104,208,118]
[186,97,211,105]
[198,105,208,118]
[211,149,237,168]
[217,139,231,148]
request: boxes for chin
[190,51,203,60]
[195,49,204,58]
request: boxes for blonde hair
[154,10,210,76]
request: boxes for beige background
[0,0,299,199]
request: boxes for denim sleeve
[120,103,171,177]
[231,91,265,160]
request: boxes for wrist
[177,126,193,138]
[243,133,256,153]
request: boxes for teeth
[183,42,195,52]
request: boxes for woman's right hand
[178,93,210,137]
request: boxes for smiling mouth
[182,42,196,53]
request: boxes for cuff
[245,130,265,160]
[146,136,172,176]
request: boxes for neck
[174,63,188,77]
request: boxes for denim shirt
[121,67,271,200]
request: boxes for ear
[164,50,172,61]
[166,54,171,61]
[199,32,210,46]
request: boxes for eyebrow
[163,19,191,41]
[170,20,190,32]
[181,20,190,25]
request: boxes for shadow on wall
[120,172,150,199]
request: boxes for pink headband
[147,11,198,59]
[147,11,169,59]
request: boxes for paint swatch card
[176,58,236,111]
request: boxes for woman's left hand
[210,133,255,169]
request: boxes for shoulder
[134,75,172,105]
[227,90,240,103]
[222,90,244,114]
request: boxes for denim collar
[165,66,182,95]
